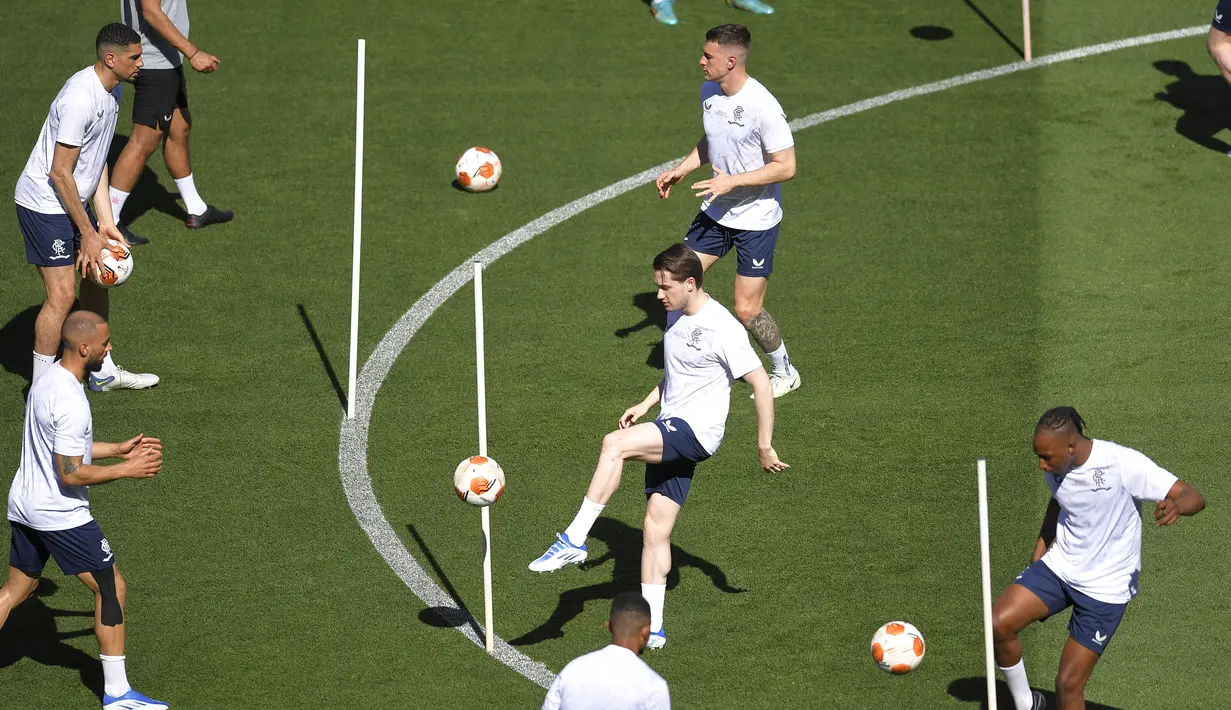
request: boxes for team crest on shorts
[50,238,71,260]
[101,537,114,562]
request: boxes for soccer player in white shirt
[529,244,788,649]
[991,407,1206,710]
[0,311,166,710]
[655,24,800,400]
[542,592,670,710]
[14,24,159,392]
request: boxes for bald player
[991,407,1206,710]
[542,592,670,710]
[0,311,167,710]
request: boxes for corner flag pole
[474,261,495,653]
[978,458,998,710]
[1022,0,1033,62]
[347,38,366,420]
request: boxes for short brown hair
[705,24,751,52]
[653,243,704,289]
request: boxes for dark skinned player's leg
[993,584,1051,709]
[1055,638,1101,709]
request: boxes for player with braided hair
[989,407,1205,710]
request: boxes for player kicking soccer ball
[992,407,1206,710]
[528,243,788,649]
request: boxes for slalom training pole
[474,261,494,653]
[978,458,998,710]
[347,38,366,419]
[1022,0,1033,62]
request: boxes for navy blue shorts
[9,520,116,575]
[16,203,95,267]
[684,212,780,277]
[1014,560,1128,655]
[644,417,711,506]
[1215,0,1231,32]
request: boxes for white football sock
[999,658,1034,710]
[563,497,605,546]
[767,342,795,377]
[97,352,119,378]
[109,187,130,224]
[641,583,666,632]
[32,351,54,382]
[100,654,131,698]
[173,173,208,216]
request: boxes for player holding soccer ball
[14,25,159,391]
[992,407,1206,710]
[655,24,799,400]
[528,243,787,649]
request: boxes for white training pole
[347,38,366,420]
[1022,0,1033,62]
[978,459,998,710]
[474,261,494,653]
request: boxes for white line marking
[336,25,1206,689]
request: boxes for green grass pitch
[1,1,1228,707]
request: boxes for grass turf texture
[1,0,1228,707]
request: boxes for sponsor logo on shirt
[1091,470,1112,492]
[728,106,745,127]
[687,328,703,350]
[49,239,72,261]
[704,100,713,111]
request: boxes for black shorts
[1215,0,1231,33]
[132,66,192,131]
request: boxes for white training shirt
[658,298,762,455]
[14,67,121,215]
[122,0,191,70]
[1041,439,1179,604]
[541,645,670,710]
[8,364,95,532]
[699,77,794,231]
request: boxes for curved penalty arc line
[336,25,1207,690]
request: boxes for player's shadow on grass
[406,524,485,639]
[0,579,103,702]
[0,305,41,401]
[508,517,745,646]
[947,677,1122,710]
[107,133,190,229]
[296,304,347,412]
[1154,60,1231,154]
[615,292,665,370]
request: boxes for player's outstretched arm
[1032,498,1061,562]
[1154,480,1206,526]
[55,447,161,488]
[743,367,788,472]
[620,386,662,429]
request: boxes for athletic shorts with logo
[684,212,780,277]
[133,66,192,131]
[1015,559,1129,654]
[16,203,98,267]
[9,520,116,575]
[1215,0,1231,32]
[644,417,711,506]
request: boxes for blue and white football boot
[528,533,587,572]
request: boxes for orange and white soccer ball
[91,239,134,288]
[455,147,502,193]
[871,621,926,674]
[453,455,505,506]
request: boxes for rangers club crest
[687,328,703,350]
[728,105,745,127]
[49,238,71,260]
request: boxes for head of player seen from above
[653,243,704,313]
[700,24,750,84]
[606,591,653,654]
[1032,406,1092,476]
[96,23,144,83]
[61,310,112,374]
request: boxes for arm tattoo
[55,453,82,480]
[746,309,783,353]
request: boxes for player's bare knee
[990,608,1020,642]
[43,283,74,313]
[600,432,627,459]
[734,304,761,326]
[92,566,123,627]
[1055,667,1088,697]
